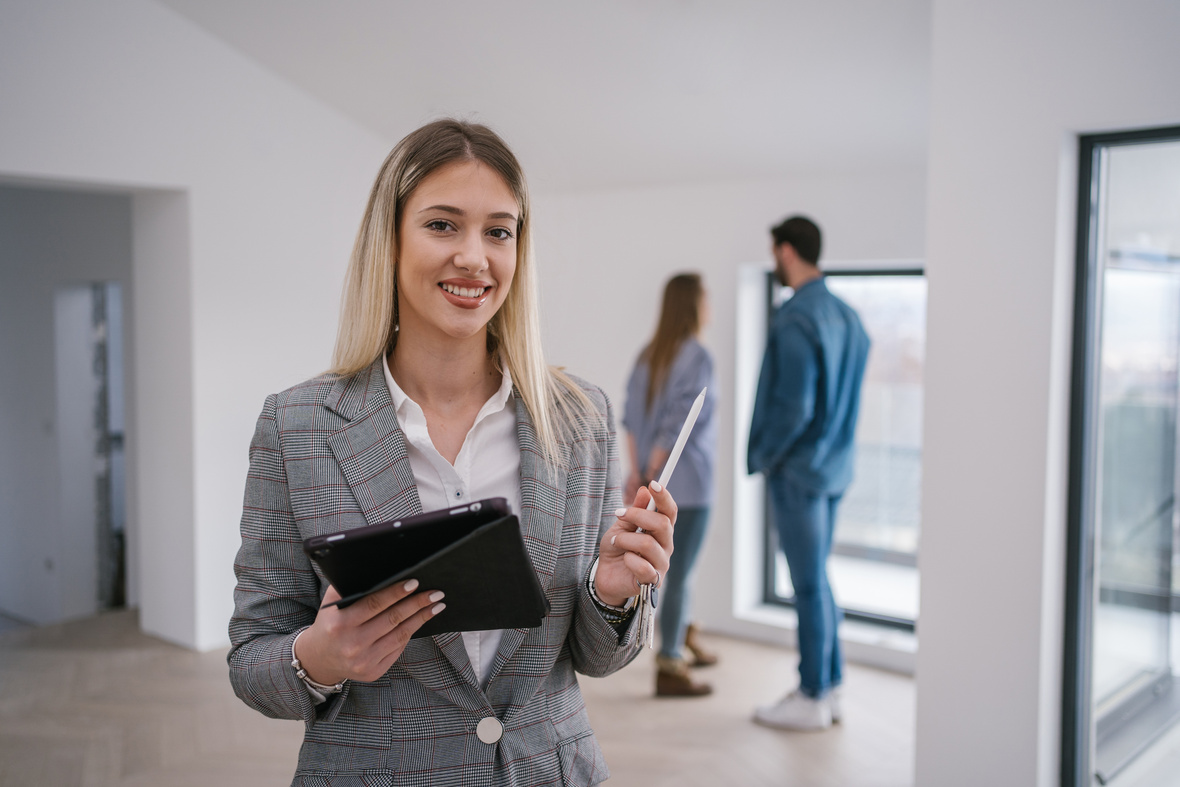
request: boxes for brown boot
[684,622,719,668]
[656,655,713,697]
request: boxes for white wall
[0,187,133,624]
[533,167,928,644]
[0,0,389,648]
[918,2,1180,785]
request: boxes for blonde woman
[622,273,719,697]
[228,119,677,786]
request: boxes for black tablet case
[303,498,549,637]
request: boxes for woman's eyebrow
[419,204,463,215]
[419,204,517,223]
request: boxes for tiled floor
[0,609,915,786]
[582,634,915,787]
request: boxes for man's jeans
[767,472,843,698]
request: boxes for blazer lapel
[325,360,422,524]
[485,394,567,687]
[325,359,486,708]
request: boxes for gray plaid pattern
[229,360,640,786]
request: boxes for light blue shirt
[622,337,717,508]
[748,277,870,495]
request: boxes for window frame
[759,266,925,633]
[1063,123,1180,787]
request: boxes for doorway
[0,185,133,626]
[53,282,127,612]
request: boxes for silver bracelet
[291,629,344,695]
[587,557,637,616]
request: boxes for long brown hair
[641,273,704,411]
[331,118,593,463]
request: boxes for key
[635,584,646,646]
[638,583,655,648]
[645,585,657,648]
[645,585,654,648]
[635,584,647,648]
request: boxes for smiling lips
[440,281,491,308]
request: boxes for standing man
[748,215,870,731]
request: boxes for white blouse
[382,356,522,689]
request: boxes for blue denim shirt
[748,278,870,494]
[622,337,717,508]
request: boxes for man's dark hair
[770,215,822,265]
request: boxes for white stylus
[645,387,707,511]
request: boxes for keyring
[636,570,662,589]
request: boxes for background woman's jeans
[657,505,711,660]
[767,472,843,698]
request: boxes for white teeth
[442,283,485,298]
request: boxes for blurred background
[1,2,1179,785]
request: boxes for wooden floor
[0,609,915,786]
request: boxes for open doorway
[53,282,127,612]
[0,185,133,627]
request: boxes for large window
[1066,126,1180,786]
[763,266,926,629]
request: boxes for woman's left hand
[594,481,677,607]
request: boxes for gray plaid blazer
[228,359,641,787]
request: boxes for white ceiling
[154,0,931,193]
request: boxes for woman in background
[623,272,719,697]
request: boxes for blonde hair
[331,118,593,462]
[641,273,704,411]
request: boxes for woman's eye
[487,227,514,241]
[426,220,452,233]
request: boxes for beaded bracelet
[291,628,345,698]
[587,557,638,625]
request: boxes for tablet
[303,498,549,637]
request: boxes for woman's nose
[454,232,488,272]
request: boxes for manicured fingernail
[432,602,446,615]
[649,481,662,493]
[610,535,616,546]
[615,507,627,518]
[404,579,419,592]
[429,591,445,602]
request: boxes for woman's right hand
[293,579,446,685]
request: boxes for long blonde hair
[641,273,704,411]
[331,119,592,462]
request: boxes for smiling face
[395,159,519,349]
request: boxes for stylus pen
[645,387,707,512]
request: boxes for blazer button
[476,716,503,744]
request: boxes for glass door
[1066,127,1180,786]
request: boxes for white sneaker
[753,690,833,731]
